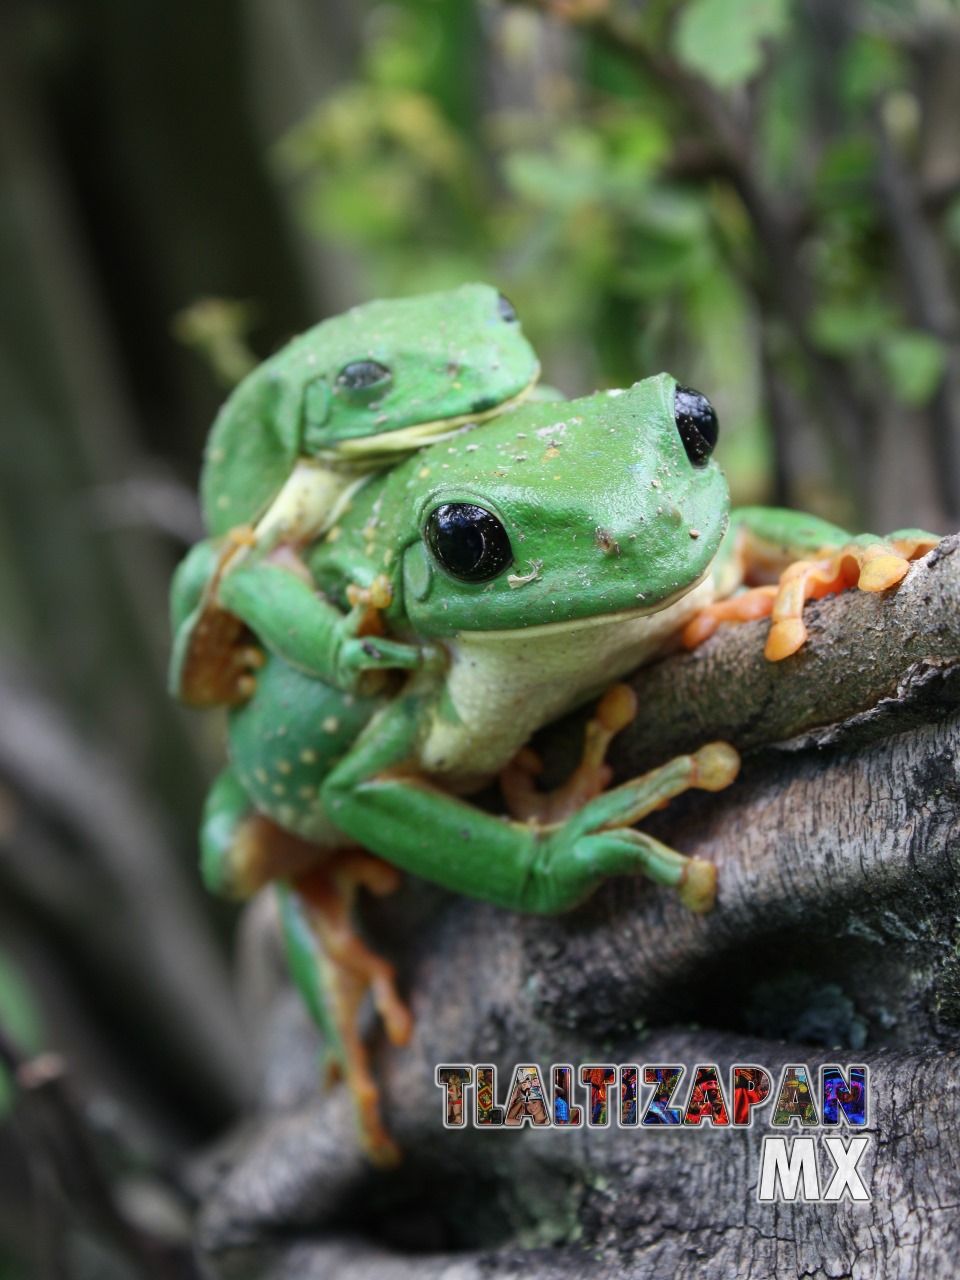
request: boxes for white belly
[419,575,716,789]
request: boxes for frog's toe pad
[765,616,808,661]
[692,742,740,791]
[678,858,717,914]
[857,554,909,592]
[595,683,638,734]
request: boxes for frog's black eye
[674,385,719,466]
[336,360,392,396]
[497,293,518,324]
[424,503,513,582]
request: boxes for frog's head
[201,284,539,535]
[379,374,729,637]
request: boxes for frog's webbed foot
[683,531,940,662]
[558,742,740,914]
[500,684,638,824]
[287,852,412,1168]
[176,526,266,707]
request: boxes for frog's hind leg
[683,512,940,661]
[200,767,325,899]
[758,532,939,661]
[501,683,639,824]
[500,688,736,914]
[282,852,412,1168]
[560,741,742,914]
[171,528,264,708]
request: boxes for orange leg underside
[683,535,938,662]
[294,853,412,1167]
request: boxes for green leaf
[881,331,947,407]
[673,0,790,89]
[840,34,907,109]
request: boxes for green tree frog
[169,283,540,705]
[189,373,936,1162]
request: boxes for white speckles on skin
[322,716,341,734]
[606,388,626,397]
[466,443,479,452]
[418,467,431,478]
[209,447,225,463]
[276,760,292,775]
[300,749,318,764]
[271,783,286,796]
[298,786,314,799]
[217,495,230,509]
[254,767,268,785]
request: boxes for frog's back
[200,283,538,536]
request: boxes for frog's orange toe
[678,858,717,914]
[765,617,807,661]
[858,554,909,592]
[682,612,719,649]
[595,683,638,734]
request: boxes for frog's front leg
[684,508,940,661]
[216,556,431,694]
[170,536,431,708]
[322,697,739,916]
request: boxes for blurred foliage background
[1,0,959,1274]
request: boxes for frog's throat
[308,369,541,466]
[418,573,718,790]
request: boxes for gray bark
[193,540,960,1279]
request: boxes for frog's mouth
[312,369,541,468]
[455,569,715,641]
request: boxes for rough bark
[193,540,960,1279]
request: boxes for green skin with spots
[201,373,861,889]
[201,282,540,534]
[194,374,933,1065]
[169,283,540,698]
